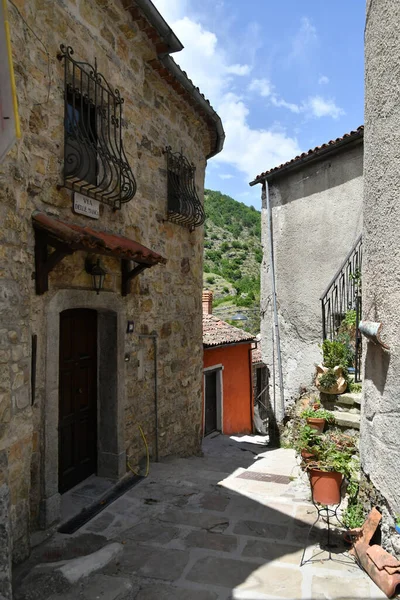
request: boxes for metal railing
[320,235,362,382]
[58,44,137,210]
[164,147,205,230]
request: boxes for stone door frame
[40,290,127,529]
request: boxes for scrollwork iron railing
[58,44,136,210]
[320,235,362,382]
[164,147,205,230]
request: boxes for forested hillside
[203,189,262,333]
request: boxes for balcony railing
[320,235,362,382]
[58,44,137,210]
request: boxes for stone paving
[14,435,387,600]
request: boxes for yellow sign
[0,0,21,163]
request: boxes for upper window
[164,146,205,230]
[58,44,136,210]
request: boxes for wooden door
[204,370,218,436]
[59,309,97,493]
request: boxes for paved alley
[14,435,386,600]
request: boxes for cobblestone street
[14,435,386,600]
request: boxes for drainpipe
[261,181,285,422]
[248,342,257,432]
[138,332,159,461]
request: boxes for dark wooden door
[204,370,218,436]
[59,309,97,493]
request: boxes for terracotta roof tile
[32,212,166,265]
[203,314,255,347]
[251,126,364,183]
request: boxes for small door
[204,370,218,436]
[59,309,97,493]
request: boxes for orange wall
[203,343,253,435]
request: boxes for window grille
[164,146,205,230]
[58,44,136,210]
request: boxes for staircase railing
[320,235,362,382]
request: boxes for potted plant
[294,425,322,461]
[315,339,353,395]
[343,502,365,544]
[307,440,353,505]
[300,407,335,434]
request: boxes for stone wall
[0,0,213,564]
[260,143,363,417]
[361,0,400,527]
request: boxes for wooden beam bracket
[121,259,150,296]
[34,229,74,295]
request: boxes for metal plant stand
[300,476,356,567]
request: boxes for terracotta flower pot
[315,364,347,395]
[309,469,343,505]
[306,417,325,434]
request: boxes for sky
[152,0,365,210]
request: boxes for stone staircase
[322,392,362,431]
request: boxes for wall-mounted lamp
[85,258,107,294]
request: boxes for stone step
[334,405,360,415]
[332,410,360,430]
[337,392,362,406]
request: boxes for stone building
[0,0,223,588]
[250,129,363,416]
[361,0,400,548]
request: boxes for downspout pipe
[138,332,159,461]
[261,181,285,422]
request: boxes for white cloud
[151,0,188,24]
[271,97,301,114]
[226,64,252,76]
[215,94,301,181]
[307,96,344,119]
[219,174,234,180]
[289,16,317,63]
[248,79,343,120]
[248,78,272,98]
[318,75,329,85]
[152,1,301,182]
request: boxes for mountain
[203,189,262,334]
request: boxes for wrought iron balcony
[164,147,205,230]
[320,235,362,382]
[58,45,136,210]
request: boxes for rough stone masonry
[0,0,223,586]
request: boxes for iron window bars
[164,146,205,230]
[58,44,136,210]
[320,235,362,382]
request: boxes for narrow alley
[14,435,385,600]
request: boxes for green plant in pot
[315,339,352,395]
[294,425,322,461]
[306,439,353,505]
[300,407,335,434]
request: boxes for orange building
[202,291,256,436]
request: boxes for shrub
[206,276,215,285]
[321,339,353,369]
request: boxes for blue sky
[152,0,365,210]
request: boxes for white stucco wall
[260,142,363,414]
[361,0,400,511]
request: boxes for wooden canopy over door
[59,309,98,493]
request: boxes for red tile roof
[203,314,255,348]
[32,212,166,265]
[251,126,364,184]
